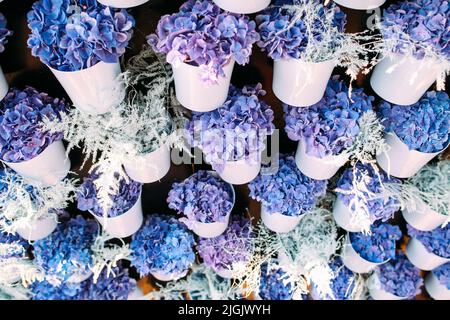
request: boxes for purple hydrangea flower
[407,224,450,259]
[248,153,327,217]
[336,163,401,223]
[284,76,374,158]
[432,263,450,290]
[186,84,275,172]
[196,215,252,273]
[130,215,196,277]
[167,170,234,224]
[379,91,450,153]
[375,252,423,299]
[349,223,402,263]
[27,0,135,71]
[77,171,142,218]
[0,87,67,163]
[147,0,260,83]
[259,263,294,300]
[0,13,12,54]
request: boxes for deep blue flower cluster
[0,87,66,163]
[0,231,29,259]
[33,216,98,282]
[320,257,356,300]
[27,0,135,71]
[407,224,450,258]
[349,223,402,263]
[259,263,293,300]
[148,0,259,82]
[77,171,142,218]
[130,215,196,277]
[249,154,327,217]
[432,263,450,290]
[0,13,12,54]
[284,76,374,158]
[379,91,450,153]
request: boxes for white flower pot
[370,54,443,106]
[273,58,335,107]
[332,197,365,233]
[425,271,450,300]
[260,205,304,234]
[334,0,386,10]
[172,59,235,112]
[217,155,261,185]
[402,200,447,232]
[127,285,145,300]
[342,234,388,273]
[151,269,188,282]
[190,212,231,239]
[15,216,58,241]
[405,237,450,271]
[377,133,442,178]
[49,61,123,115]
[295,139,346,180]
[93,191,143,238]
[368,274,406,300]
[216,267,234,279]
[97,0,149,8]
[213,0,270,14]
[0,66,8,101]
[3,140,70,186]
[67,271,92,283]
[123,143,171,183]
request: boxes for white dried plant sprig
[0,283,30,300]
[0,170,77,234]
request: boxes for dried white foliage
[0,283,30,300]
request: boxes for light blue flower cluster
[0,87,66,163]
[0,13,12,54]
[432,263,450,290]
[349,223,402,263]
[147,0,259,83]
[259,263,294,300]
[27,0,135,71]
[284,76,374,158]
[379,91,450,153]
[407,224,450,258]
[130,215,196,277]
[249,153,327,217]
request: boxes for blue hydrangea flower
[407,224,450,259]
[30,280,85,300]
[0,231,29,259]
[259,263,294,300]
[0,13,12,54]
[432,263,450,290]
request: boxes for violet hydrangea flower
[379,91,450,153]
[349,223,402,263]
[0,87,67,163]
[407,224,450,259]
[248,153,327,217]
[130,215,196,277]
[167,170,234,224]
[0,13,12,54]
[432,263,450,290]
[284,76,374,158]
[258,263,294,300]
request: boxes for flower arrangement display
[0,168,76,241]
[77,170,143,238]
[342,223,402,274]
[369,252,423,300]
[248,153,328,233]
[284,76,375,180]
[377,91,450,178]
[196,215,253,278]
[27,0,135,114]
[0,87,70,185]
[0,12,12,100]
[334,163,401,233]
[426,263,450,300]
[186,84,275,184]
[213,0,271,14]
[406,224,450,271]
[33,216,99,284]
[167,170,235,238]
[130,215,196,282]
[147,0,260,111]
[370,0,450,105]
[258,262,294,300]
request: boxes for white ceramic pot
[217,155,261,185]
[295,139,346,180]
[93,191,143,238]
[151,269,188,282]
[49,61,123,115]
[334,0,386,10]
[260,205,304,234]
[16,216,58,241]
[215,267,234,279]
[0,66,8,101]
[342,234,388,273]
[273,58,335,107]
[332,197,365,233]
[172,59,234,112]
[123,143,171,183]
[127,285,145,300]
[368,274,406,300]
[402,200,447,232]
[425,271,450,300]
[405,237,450,271]
[370,54,443,106]
[4,140,70,186]
[213,0,270,14]
[98,0,149,8]
[377,133,443,178]
[67,271,93,283]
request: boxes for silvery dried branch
[0,170,77,234]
